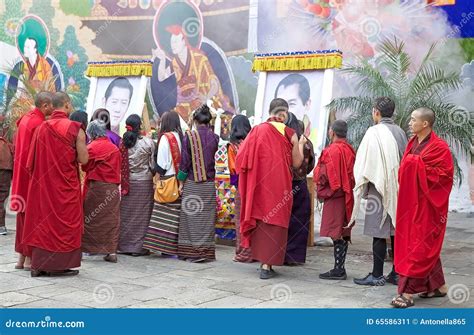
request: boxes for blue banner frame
[0,308,472,335]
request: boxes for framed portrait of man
[255,69,334,157]
[85,61,152,136]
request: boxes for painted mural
[0,0,472,211]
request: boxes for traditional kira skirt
[118,179,154,253]
[143,198,182,255]
[177,180,216,261]
[82,181,120,254]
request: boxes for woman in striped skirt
[82,120,121,263]
[176,104,219,263]
[143,111,182,256]
[118,115,155,256]
[227,115,253,263]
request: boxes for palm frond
[332,37,470,184]
[340,63,395,97]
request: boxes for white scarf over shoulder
[350,124,400,228]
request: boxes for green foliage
[28,0,60,53]
[328,38,471,184]
[59,0,91,17]
[459,38,474,62]
[0,0,24,45]
[56,26,89,110]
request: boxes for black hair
[122,114,141,149]
[285,112,303,138]
[269,98,289,115]
[193,104,212,125]
[69,110,89,130]
[230,115,251,144]
[25,37,38,51]
[373,97,395,118]
[104,77,133,101]
[52,92,70,108]
[274,73,310,105]
[91,108,111,130]
[331,119,348,138]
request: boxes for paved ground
[0,212,472,308]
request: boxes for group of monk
[0,91,454,309]
[238,96,454,308]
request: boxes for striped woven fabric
[177,180,216,260]
[143,200,181,255]
[118,179,154,253]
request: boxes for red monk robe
[11,108,45,257]
[314,138,356,239]
[23,111,83,272]
[395,132,454,294]
[236,119,295,266]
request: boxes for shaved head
[414,107,435,127]
[34,91,53,108]
[52,92,71,108]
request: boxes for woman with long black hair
[118,114,155,256]
[227,115,253,263]
[284,112,315,265]
[143,111,183,256]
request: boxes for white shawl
[349,124,400,228]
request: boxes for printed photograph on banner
[91,76,142,134]
[261,71,324,147]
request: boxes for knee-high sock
[372,237,386,278]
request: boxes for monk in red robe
[391,107,454,308]
[315,120,356,280]
[23,92,89,277]
[236,98,306,279]
[10,91,53,270]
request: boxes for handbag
[154,133,181,203]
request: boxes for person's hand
[299,135,308,146]
[344,220,356,229]
[152,48,167,62]
[178,181,184,195]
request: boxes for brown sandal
[419,288,447,299]
[391,295,415,308]
[104,254,118,263]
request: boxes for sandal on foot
[419,288,447,299]
[103,254,118,263]
[15,264,24,270]
[391,295,414,308]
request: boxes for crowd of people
[0,92,454,309]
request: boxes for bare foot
[15,255,26,269]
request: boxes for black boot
[319,239,348,280]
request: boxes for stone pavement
[0,212,472,308]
